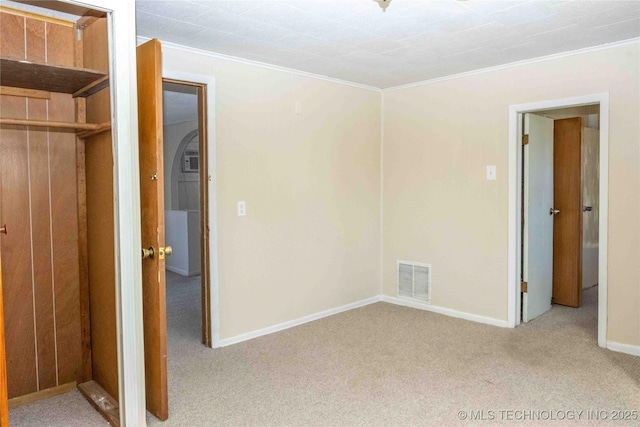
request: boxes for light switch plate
[486,165,497,181]
[237,201,246,216]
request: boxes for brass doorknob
[549,208,560,216]
[142,246,155,259]
[158,246,172,259]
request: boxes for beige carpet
[10,285,640,426]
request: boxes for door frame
[162,68,220,348]
[63,0,146,425]
[508,93,609,348]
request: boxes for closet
[0,3,119,425]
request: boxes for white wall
[162,45,382,340]
[161,39,638,349]
[383,42,640,346]
[165,210,201,276]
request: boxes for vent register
[397,261,431,303]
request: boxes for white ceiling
[136,0,640,88]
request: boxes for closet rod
[0,118,108,131]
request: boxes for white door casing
[508,93,609,350]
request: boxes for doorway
[161,79,212,347]
[507,93,609,348]
[522,106,600,323]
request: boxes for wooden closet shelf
[0,118,111,134]
[0,57,108,97]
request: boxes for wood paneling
[28,96,57,392]
[45,21,74,67]
[84,88,117,399]
[0,6,74,29]
[0,93,83,398]
[49,92,82,386]
[0,230,9,426]
[553,117,583,307]
[0,95,38,399]
[25,18,45,63]
[82,18,108,73]
[83,18,118,400]
[76,79,92,383]
[0,10,85,401]
[0,13,25,59]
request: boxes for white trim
[107,2,147,425]
[508,93,609,348]
[219,297,381,347]
[161,68,220,349]
[607,341,640,357]
[381,296,510,328]
[597,96,609,349]
[385,38,640,92]
[138,36,382,94]
[379,92,384,295]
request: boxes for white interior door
[523,113,554,322]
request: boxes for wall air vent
[397,260,431,303]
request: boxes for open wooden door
[137,38,169,421]
[0,226,8,427]
[553,117,583,307]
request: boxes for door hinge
[522,134,529,146]
[521,281,528,293]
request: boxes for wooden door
[523,114,555,322]
[137,38,168,421]
[0,228,8,427]
[553,117,583,307]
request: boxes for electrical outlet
[237,201,246,216]
[486,165,497,181]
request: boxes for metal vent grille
[397,261,431,303]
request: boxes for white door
[523,113,554,322]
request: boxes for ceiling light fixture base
[373,0,391,13]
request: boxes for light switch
[237,201,246,216]
[486,165,497,181]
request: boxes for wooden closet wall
[0,6,118,411]
[0,10,83,399]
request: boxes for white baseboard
[166,265,201,276]
[219,296,382,347]
[381,295,510,328]
[607,340,640,356]
[166,265,189,276]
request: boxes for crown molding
[139,36,639,95]
[383,37,640,92]
[137,36,383,94]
